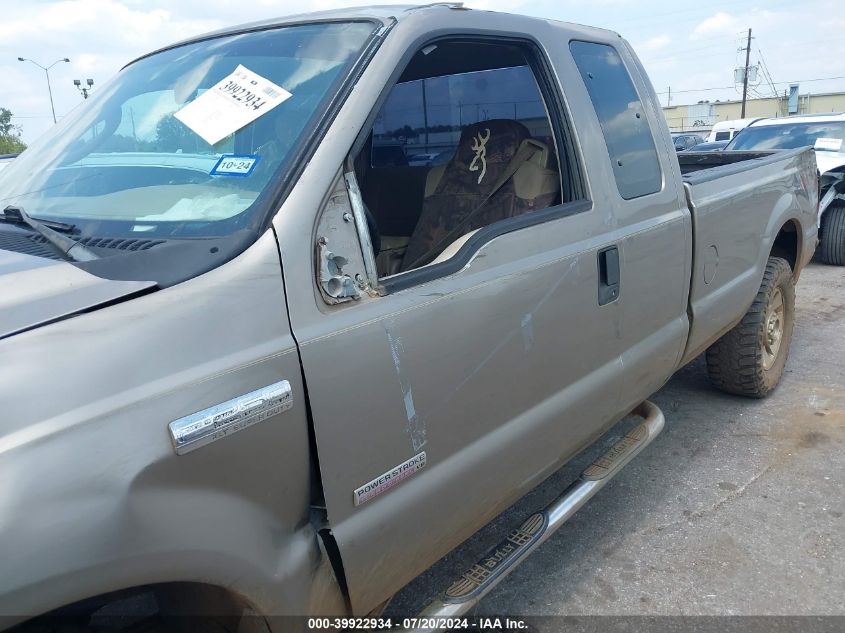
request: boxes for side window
[354,40,572,279]
[372,65,553,169]
[715,131,731,141]
[569,41,662,199]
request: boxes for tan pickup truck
[0,4,818,631]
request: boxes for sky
[2,0,845,143]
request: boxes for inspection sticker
[814,137,843,152]
[211,154,261,177]
[174,65,292,145]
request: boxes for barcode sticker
[815,137,843,151]
[174,65,292,145]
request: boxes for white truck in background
[727,113,845,264]
[707,118,760,143]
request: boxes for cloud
[639,35,671,52]
[691,12,737,39]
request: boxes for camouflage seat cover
[401,119,555,271]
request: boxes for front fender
[0,231,344,624]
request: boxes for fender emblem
[353,452,427,506]
[168,380,292,455]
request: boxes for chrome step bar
[415,401,665,627]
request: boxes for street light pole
[43,67,57,123]
[17,57,71,124]
[74,78,94,100]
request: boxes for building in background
[663,90,845,133]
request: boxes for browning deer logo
[469,128,490,184]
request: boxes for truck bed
[678,150,777,177]
[679,146,817,362]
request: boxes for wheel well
[13,582,268,632]
[771,220,799,273]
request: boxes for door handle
[598,246,620,305]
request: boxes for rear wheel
[819,203,845,265]
[706,256,795,398]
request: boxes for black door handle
[598,246,620,305]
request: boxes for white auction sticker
[174,65,292,145]
[814,137,843,151]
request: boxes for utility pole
[740,28,752,118]
[667,86,671,107]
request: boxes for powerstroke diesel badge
[168,380,292,455]
[353,452,427,506]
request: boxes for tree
[155,116,210,153]
[390,124,415,141]
[0,107,27,154]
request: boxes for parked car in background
[407,149,454,167]
[0,154,18,172]
[727,113,845,264]
[706,118,761,143]
[687,140,729,152]
[407,152,439,166]
[672,133,705,151]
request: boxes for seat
[401,119,560,271]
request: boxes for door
[568,39,693,411]
[284,36,636,614]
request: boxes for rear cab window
[569,40,662,199]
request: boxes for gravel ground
[389,262,845,620]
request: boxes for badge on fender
[168,380,292,455]
[353,452,427,506]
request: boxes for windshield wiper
[1,205,99,262]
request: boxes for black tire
[706,257,795,398]
[819,203,845,265]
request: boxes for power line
[757,48,779,98]
[656,75,845,96]
[642,39,735,57]
[644,46,739,64]
[642,35,845,65]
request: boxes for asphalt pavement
[389,262,844,621]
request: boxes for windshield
[0,22,375,242]
[728,121,845,153]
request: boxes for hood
[0,249,156,340]
[815,152,845,176]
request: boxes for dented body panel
[275,12,693,613]
[0,232,346,624]
[0,3,818,628]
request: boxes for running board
[415,401,665,626]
